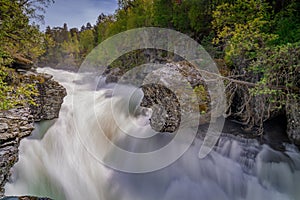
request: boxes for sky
[39,0,118,30]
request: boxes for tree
[70,28,79,37]
[118,0,135,11]
[172,0,191,33]
[79,29,95,57]
[80,25,86,32]
[94,14,113,44]
[86,22,92,30]
[273,0,300,44]
[96,13,107,25]
[0,0,53,110]
[152,0,173,28]
[126,0,153,28]
[0,0,50,64]
[17,0,54,23]
[62,23,71,42]
[212,0,277,69]
[211,0,300,132]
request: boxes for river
[5,67,300,200]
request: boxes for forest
[0,0,299,134]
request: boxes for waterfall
[5,67,300,200]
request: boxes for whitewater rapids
[5,67,300,200]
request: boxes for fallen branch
[197,68,299,92]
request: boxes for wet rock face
[286,98,300,145]
[27,73,67,121]
[0,108,34,196]
[0,72,67,197]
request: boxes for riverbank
[0,68,66,198]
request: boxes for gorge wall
[0,71,66,197]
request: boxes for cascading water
[4,67,300,200]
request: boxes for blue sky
[40,0,118,30]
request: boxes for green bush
[249,42,300,108]
[0,66,38,110]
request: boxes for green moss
[193,84,209,113]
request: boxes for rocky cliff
[287,97,300,145]
[0,71,66,197]
[27,73,67,121]
[0,108,34,195]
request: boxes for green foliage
[172,1,191,32]
[193,84,209,113]
[0,0,52,110]
[41,0,232,67]
[210,0,299,126]
[250,42,300,104]
[0,0,47,62]
[212,0,278,68]
[200,33,224,59]
[273,1,300,45]
[40,25,83,67]
[152,0,173,28]
[126,0,153,28]
[79,29,95,57]
[0,67,38,110]
[0,49,13,66]
[94,14,114,44]
[187,0,212,37]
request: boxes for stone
[24,73,67,121]
[141,84,181,133]
[39,73,53,81]
[286,97,300,145]
[103,61,214,133]
[0,123,8,133]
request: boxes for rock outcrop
[103,61,219,132]
[26,73,67,121]
[11,54,34,70]
[141,83,181,132]
[0,108,34,195]
[286,97,300,145]
[0,72,67,197]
